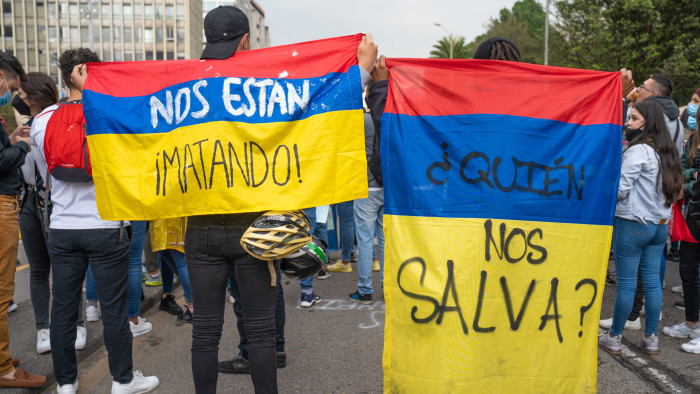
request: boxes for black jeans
[229,265,285,358]
[679,216,700,322]
[186,214,278,394]
[48,228,133,385]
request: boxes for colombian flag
[381,59,621,392]
[82,35,367,220]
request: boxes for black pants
[679,216,700,322]
[48,228,133,385]
[186,214,278,394]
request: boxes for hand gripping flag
[380,59,621,393]
[82,35,367,220]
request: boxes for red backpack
[43,100,92,182]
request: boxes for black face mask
[12,95,31,117]
[625,126,645,142]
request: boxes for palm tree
[430,35,471,59]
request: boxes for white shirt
[31,104,124,230]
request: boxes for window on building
[124,27,132,42]
[70,27,78,43]
[50,53,57,66]
[102,27,110,42]
[134,28,142,42]
[2,2,10,20]
[3,26,12,43]
[60,26,68,43]
[92,26,99,42]
[177,51,185,60]
[136,52,143,61]
[144,5,152,18]
[59,3,67,18]
[113,27,120,43]
[80,26,89,43]
[177,27,184,41]
[124,4,132,18]
[167,51,174,60]
[144,28,153,43]
[155,27,163,42]
[155,4,163,20]
[145,52,153,61]
[38,26,46,43]
[156,51,163,60]
[36,2,46,18]
[102,50,111,62]
[165,5,173,20]
[101,4,109,18]
[112,3,120,18]
[114,50,122,61]
[166,27,174,42]
[124,51,133,61]
[48,3,56,18]
[69,3,78,19]
[176,5,184,20]
[134,4,141,17]
[48,26,57,43]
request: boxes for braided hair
[473,37,522,62]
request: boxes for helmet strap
[268,261,277,286]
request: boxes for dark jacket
[0,122,28,195]
[365,79,388,186]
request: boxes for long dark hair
[628,100,683,206]
[22,72,58,111]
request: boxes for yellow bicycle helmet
[241,210,312,262]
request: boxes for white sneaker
[75,326,87,350]
[228,294,235,304]
[36,328,50,354]
[599,317,641,330]
[111,370,159,394]
[663,321,700,339]
[86,304,101,322]
[129,317,153,337]
[671,285,684,294]
[57,380,79,394]
[681,337,700,353]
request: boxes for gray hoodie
[646,96,683,157]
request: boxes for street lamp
[434,22,454,59]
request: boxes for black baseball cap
[201,6,249,60]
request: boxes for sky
[260,0,522,58]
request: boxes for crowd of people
[1,3,699,394]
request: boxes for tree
[430,35,471,59]
[553,0,700,103]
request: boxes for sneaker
[675,300,686,311]
[8,300,17,313]
[662,321,700,339]
[86,304,101,322]
[348,290,373,305]
[300,293,321,308]
[0,368,46,388]
[317,269,331,280]
[57,380,78,393]
[350,251,357,263]
[671,285,683,294]
[598,332,622,355]
[681,337,700,353]
[141,265,147,282]
[228,294,235,304]
[129,317,153,337]
[144,273,162,287]
[605,274,616,286]
[75,326,87,350]
[218,353,249,374]
[36,329,50,354]
[159,294,183,315]
[598,317,641,330]
[372,259,380,272]
[640,334,660,355]
[111,370,159,394]
[177,308,192,323]
[326,260,352,273]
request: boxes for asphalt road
[5,249,700,393]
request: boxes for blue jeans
[160,249,193,303]
[611,217,666,337]
[300,208,327,295]
[336,201,355,261]
[128,221,147,318]
[354,190,384,295]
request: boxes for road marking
[646,367,683,394]
[297,298,385,329]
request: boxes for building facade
[202,0,269,50]
[0,0,204,88]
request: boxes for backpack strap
[674,118,681,146]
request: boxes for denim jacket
[615,144,671,224]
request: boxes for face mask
[12,95,31,116]
[0,76,11,107]
[626,126,644,142]
[688,103,699,117]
